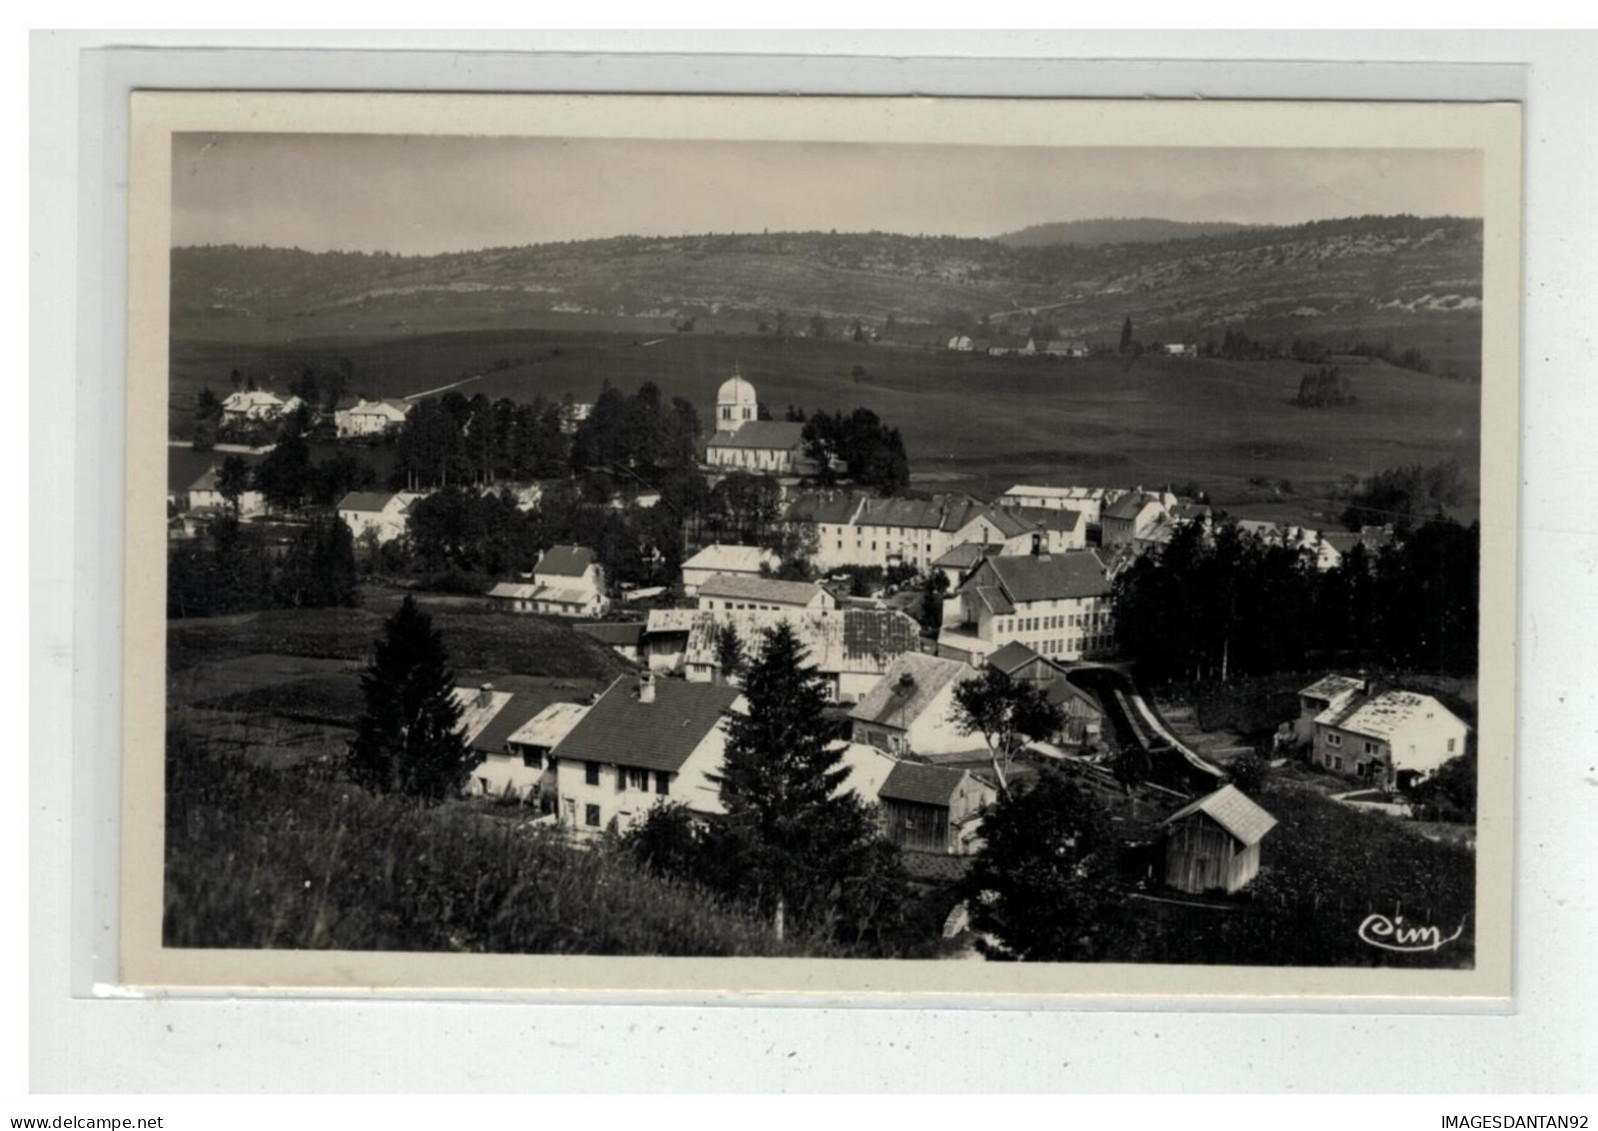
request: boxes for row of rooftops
[1300,673,1469,743]
[785,490,1083,535]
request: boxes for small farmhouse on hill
[487,544,609,618]
[848,652,977,757]
[334,398,412,438]
[1162,784,1278,895]
[337,490,421,545]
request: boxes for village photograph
[148,98,1500,979]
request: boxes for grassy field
[171,326,1481,526]
[165,737,816,956]
[1096,774,1476,968]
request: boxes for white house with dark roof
[1294,674,1368,744]
[848,652,979,757]
[545,673,745,833]
[337,490,422,544]
[1101,490,1173,548]
[334,398,412,438]
[221,389,304,425]
[487,544,608,617]
[186,466,268,519]
[1311,686,1470,789]
[696,573,836,613]
[680,543,779,595]
[937,548,1114,666]
[1000,485,1113,525]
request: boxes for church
[704,369,807,475]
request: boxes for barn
[1160,785,1278,895]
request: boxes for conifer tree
[347,596,476,801]
[716,622,889,941]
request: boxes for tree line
[1111,514,1479,685]
[167,514,358,618]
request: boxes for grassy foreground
[164,736,817,957]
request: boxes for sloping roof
[574,621,646,647]
[984,640,1044,675]
[506,701,590,750]
[1104,492,1161,521]
[973,551,1112,604]
[972,585,1015,616]
[697,573,825,606]
[487,582,540,601]
[450,686,516,748]
[832,742,898,803]
[1299,674,1367,702]
[1162,784,1278,847]
[1001,485,1108,504]
[645,608,701,635]
[932,541,1002,570]
[550,676,741,774]
[338,490,401,513]
[995,505,1083,534]
[848,652,973,729]
[465,690,564,755]
[682,543,775,575]
[706,420,806,451]
[785,490,866,525]
[536,544,597,577]
[683,608,922,677]
[879,762,972,808]
[856,494,986,533]
[1317,690,1466,742]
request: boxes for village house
[186,466,268,519]
[574,621,647,665]
[930,541,1002,591]
[848,652,979,757]
[641,608,701,673]
[1100,489,1176,548]
[486,544,609,618]
[803,493,989,573]
[1321,524,1397,562]
[1294,674,1369,744]
[704,371,806,475]
[1309,683,1471,789]
[1162,784,1278,895]
[1236,520,1342,572]
[696,574,837,613]
[333,398,412,439]
[937,546,1114,666]
[1035,338,1091,359]
[336,490,422,545]
[560,401,593,434]
[949,503,1087,556]
[1162,342,1199,358]
[946,334,975,352]
[221,389,303,425]
[999,484,1113,526]
[679,543,780,595]
[451,681,591,803]
[877,762,997,855]
[982,641,1104,748]
[493,700,592,805]
[680,606,923,703]
[984,336,1032,358]
[545,673,743,834]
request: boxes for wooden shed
[1161,785,1278,895]
[878,762,997,856]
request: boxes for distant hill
[171,215,1483,377]
[995,218,1259,248]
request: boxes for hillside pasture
[172,327,1481,525]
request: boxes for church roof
[706,420,805,451]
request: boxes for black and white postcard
[120,93,1521,999]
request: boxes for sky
[171,133,1484,256]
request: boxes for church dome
[717,371,758,408]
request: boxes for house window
[585,761,600,786]
[585,804,601,828]
[1448,738,1457,753]
[521,748,542,770]
[656,773,670,796]
[626,767,650,791]
[1364,741,1379,756]
[1328,755,1342,771]
[1326,733,1342,747]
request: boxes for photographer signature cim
[1358,912,1467,952]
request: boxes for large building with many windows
[937,546,1114,666]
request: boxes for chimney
[1031,531,1043,557]
[638,671,656,705]
[477,682,494,709]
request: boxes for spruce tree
[716,622,888,941]
[1119,315,1134,354]
[347,596,476,801]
